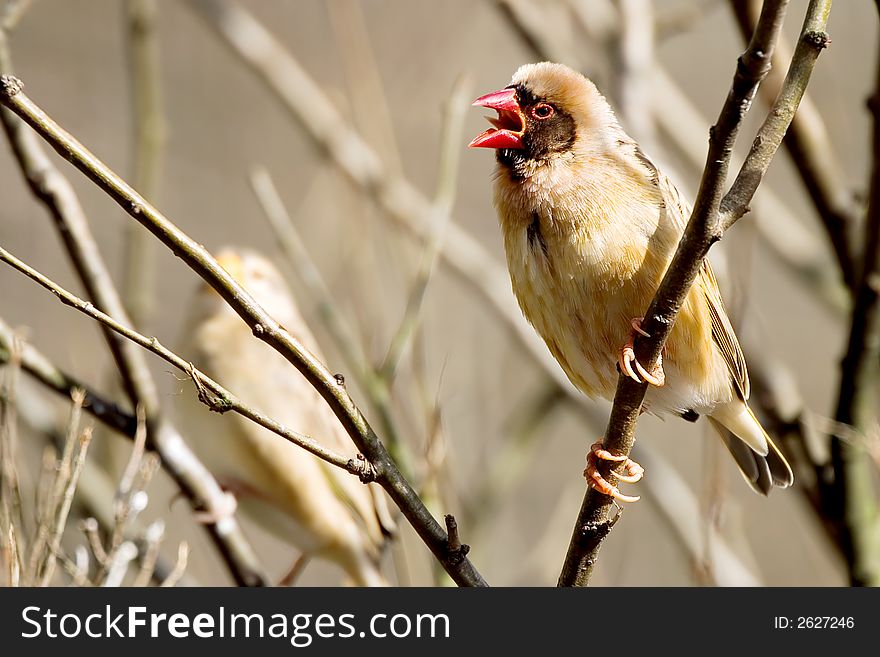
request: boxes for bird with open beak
[470,62,792,501]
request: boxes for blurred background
[1,0,877,586]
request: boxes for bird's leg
[278,553,311,587]
[618,317,665,386]
[583,440,644,503]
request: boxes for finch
[175,248,395,585]
[470,62,793,501]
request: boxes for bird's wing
[243,368,393,547]
[657,170,750,400]
[701,262,750,400]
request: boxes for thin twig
[0,247,360,475]
[0,332,25,581]
[730,0,856,290]
[0,316,138,437]
[650,69,848,316]
[39,426,93,586]
[379,74,470,381]
[613,0,656,147]
[28,389,85,583]
[248,168,413,474]
[102,541,138,587]
[189,0,579,404]
[159,541,189,587]
[189,0,763,587]
[131,520,164,587]
[559,0,830,587]
[7,360,194,585]
[0,79,487,587]
[122,0,166,328]
[827,33,880,586]
[0,33,267,587]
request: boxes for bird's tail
[708,401,793,495]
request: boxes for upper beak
[468,87,526,150]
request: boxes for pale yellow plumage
[175,248,394,584]
[479,62,792,494]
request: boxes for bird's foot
[618,317,665,386]
[583,440,644,503]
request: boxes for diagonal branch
[730,0,856,290]
[558,0,831,587]
[0,317,137,438]
[0,75,488,588]
[0,250,366,476]
[827,31,880,586]
[122,0,167,329]
[185,0,770,585]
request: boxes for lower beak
[468,87,525,150]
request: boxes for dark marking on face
[680,409,700,423]
[527,213,548,258]
[495,84,577,171]
[497,148,528,180]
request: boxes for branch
[0,316,136,437]
[185,0,771,586]
[0,31,266,586]
[559,0,831,587]
[0,248,364,476]
[828,32,880,586]
[0,75,487,588]
[730,0,856,290]
[189,0,578,400]
[512,0,850,317]
[613,0,656,147]
[122,0,166,328]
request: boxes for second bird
[176,248,395,585]
[469,62,793,501]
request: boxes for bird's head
[469,62,623,168]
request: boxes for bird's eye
[531,103,554,120]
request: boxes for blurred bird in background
[175,248,395,586]
[470,62,793,502]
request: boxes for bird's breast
[494,172,673,398]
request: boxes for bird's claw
[583,440,643,503]
[618,317,665,386]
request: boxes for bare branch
[559,0,831,587]
[0,316,137,437]
[0,248,362,476]
[730,0,856,289]
[0,75,487,588]
[0,31,267,587]
[122,0,167,328]
[828,35,880,586]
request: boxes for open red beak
[468,87,526,150]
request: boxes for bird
[175,247,395,585]
[469,62,793,502]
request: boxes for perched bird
[470,62,793,501]
[175,248,395,585]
